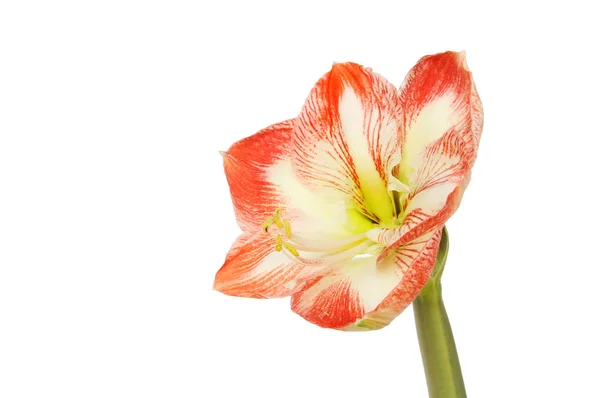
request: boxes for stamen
[263,208,285,230]
[262,208,297,256]
[288,233,368,252]
[261,207,378,269]
[283,219,292,238]
[262,217,275,233]
[282,239,373,269]
[282,242,299,257]
[318,240,373,266]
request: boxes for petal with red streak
[399,51,483,175]
[290,229,441,330]
[396,129,470,244]
[370,127,469,260]
[383,51,483,249]
[344,228,442,331]
[292,62,403,224]
[214,232,322,299]
[222,120,294,232]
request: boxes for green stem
[413,227,466,398]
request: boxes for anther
[273,208,284,228]
[262,217,275,233]
[283,242,299,257]
[275,235,283,252]
[274,217,284,229]
[283,219,292,238]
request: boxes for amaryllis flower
[214,51,482,331]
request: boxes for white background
[1,1,598,397]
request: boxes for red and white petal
[222,120,295,232]
[399,51,483,173]
[214,232,322,299]
[343,228,442,331]
[404,129,469,229]
[292,62,404,224]
[223,119,358,240]
[392,52,482,238]
[290,229,441,330]
[382,130,469,256]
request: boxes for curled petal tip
[219,150,228,157]
[456,51,469,71]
